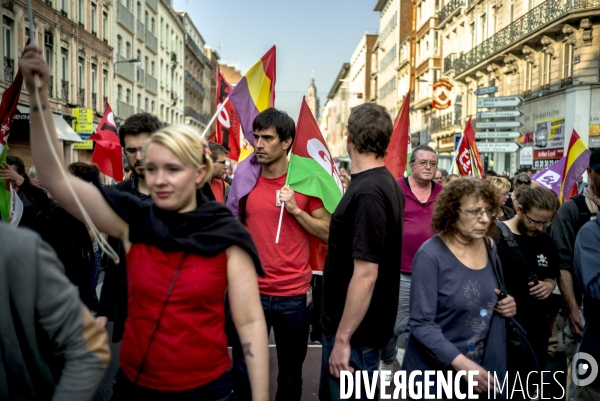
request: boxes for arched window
[117,35,122,55]
[126,88,131,103]
[136,2,141,20]
[117,84,122,101]
[126,42,131,58]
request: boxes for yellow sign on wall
[73,108,93,134]
[73,134,93,150]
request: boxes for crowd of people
[1,44,599,401]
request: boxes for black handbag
[484,238,540,373]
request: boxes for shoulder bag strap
[485,237,507,299]
[134,253,188,385]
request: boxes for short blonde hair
[490,177,511,193]
[143,124,213,188]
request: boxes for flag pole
[275,100,302,244]
[201,98,230,139]
[450,134,464,175]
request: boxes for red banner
[456,117,484,177]
[216,72,241,161]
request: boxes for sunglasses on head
[517,178,531,185]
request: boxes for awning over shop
[52,114,83,142]
[14,106,83,142]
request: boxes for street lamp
[113,58,141,78]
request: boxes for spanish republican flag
[384,90,411,179]
[559,130,590,203]
[226,46,276,217]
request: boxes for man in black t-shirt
[320,103,404,401]
[495,186,560,373]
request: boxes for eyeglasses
[524,212,553,229]
[416,160,438,168]
[459,208,497,219]
[125,147,143,156]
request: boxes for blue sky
[173,0,380,120]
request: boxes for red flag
[91,100,123,182]
[456,117,484,177]
[207,131,218,143]
[384,90,411,178]
[0,60,24,223]
[216,72,241,161]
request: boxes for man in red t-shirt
[234,108,331,401]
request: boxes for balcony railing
[116,55,135,82]
[61,79,69,102]
[145,30,158,53]
[48,75,53,97]
[146,74,158,94]
[146,0,158,13]
[117,100,135,118]
[560,76,574,88]
[137,20,145,40]
[185,71,206,98]
[4,57,14,83]
[444,53,458,73]
[432,112,463,133]
[184,106,209,125]
[137,68,146,86]
[91,92,97,111]
[117,2,135,33]
[438,0,465,25]
[78,88,85,106]
[454,0,600,75]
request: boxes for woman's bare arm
[20,45,128,240]
[226,246,268,401]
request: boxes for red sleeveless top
[120,243,231,391]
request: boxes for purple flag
[532,157,566,196]
[226,154,261,217]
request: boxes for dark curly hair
[118,112,162,147]
[347,103,393,158]
[431,177,500,238]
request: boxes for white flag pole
[275,203,285,244]
[200,97,230,139]
[450,134,465,175]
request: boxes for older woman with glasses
[490,177,515,221]
[401,178,516,397]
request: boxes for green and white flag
[287,98,343,214]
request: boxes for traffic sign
[477,96,523,108]
[475,121,523,129]
[475,86,498,96]
[476,110,523,118]
[475,131,523,139]
[476,142,522,153]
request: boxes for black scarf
[94,179,264,276]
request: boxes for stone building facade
[440,0,600,172]
[178,11,213,132]
[2,0,112,166]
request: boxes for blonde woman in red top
[21,45,268,401]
